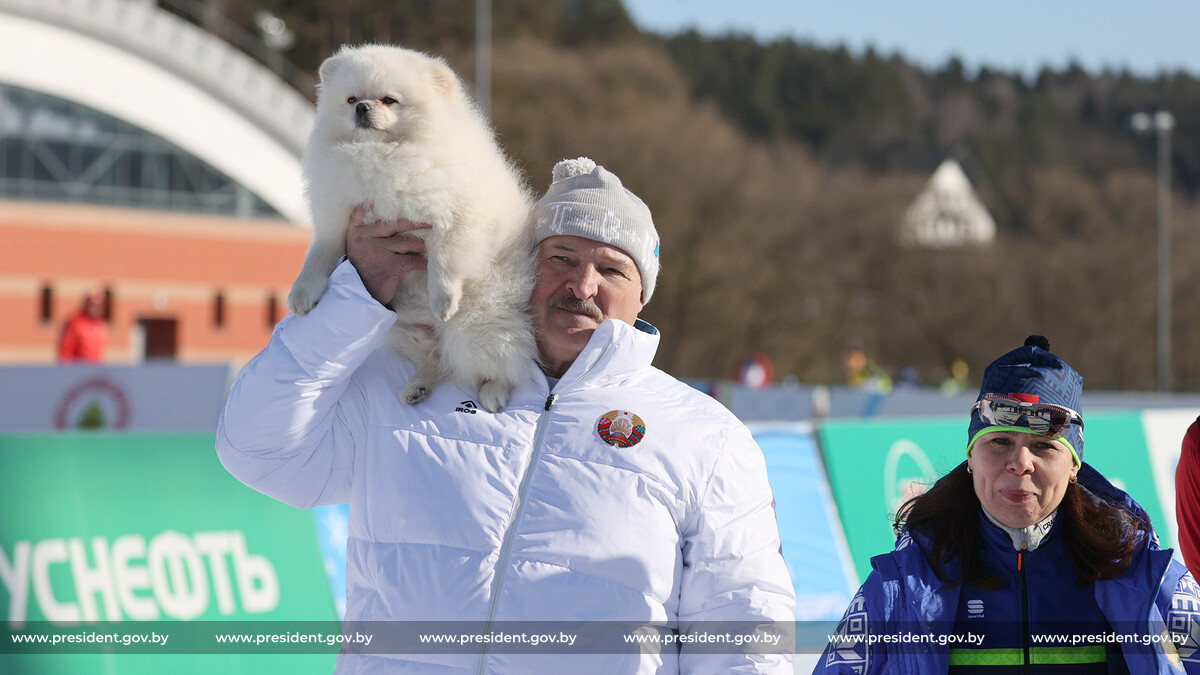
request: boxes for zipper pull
[544,394,558,411]
[1017,541,1027,571]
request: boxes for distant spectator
[895,365,921,390]
[1176,417,1200,572]
[58,289,107,363]
[842,346,892,393]
[940,358,970,395]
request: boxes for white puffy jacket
[217,261,796,673]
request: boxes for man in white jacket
[216,158,796,673]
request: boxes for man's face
[530,236,644,377]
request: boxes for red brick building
[0,1,318,368]
[1,200,310,367]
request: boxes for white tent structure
[899,159,996,248]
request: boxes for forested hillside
[664,33,1200,189]
[179,0,1200,391]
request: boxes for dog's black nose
[355,101,370,117]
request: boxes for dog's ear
[429,64,458,99]
[318,53,347,84]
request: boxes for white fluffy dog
[287,44,536,412]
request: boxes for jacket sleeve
[58,317,80,361]
[1177,420,1200,573]
[813,574,890,675]
[1162,567,1200,672]
[215,260,398,508]
[676,423,797,673]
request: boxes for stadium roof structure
[0,0,313,224]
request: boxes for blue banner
[752,423,858,621]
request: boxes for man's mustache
[552,295,602,322]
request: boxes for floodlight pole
[1131,110,1175,392]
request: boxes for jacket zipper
[1019,544,1030,674]
[476,393,558,674]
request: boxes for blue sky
[621,1,1199,79]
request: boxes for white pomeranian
[288,44,537,412]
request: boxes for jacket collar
[553,318,659,391]
[980,507,1059,551]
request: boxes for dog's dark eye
[382,97,398,105]
[347,96,357,104]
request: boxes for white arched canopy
[0,10,312,224]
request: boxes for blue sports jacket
[816,514,1192,674]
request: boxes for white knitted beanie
[529,157,660,304]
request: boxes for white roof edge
[0,0,313,156]
[0,0,313,225]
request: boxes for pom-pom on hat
[967,335,1085,465]
[529,158,660,303]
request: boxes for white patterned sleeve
[815,585,877,674]
[1168,572,1200,669]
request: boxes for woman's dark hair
[895,463,1140,589]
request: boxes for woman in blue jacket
[817,336,1200,674]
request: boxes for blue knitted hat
[967,335,1084,465]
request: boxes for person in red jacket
[58,289,108,363]
[1177,417,1200,572]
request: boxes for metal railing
[152,0,314,100]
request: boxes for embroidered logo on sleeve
[596,410,646,448]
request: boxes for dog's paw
[400,379,433,406]
[478,380,513,413]
[287,278,328,316]
[428,282,463,322]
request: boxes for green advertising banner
[818,412,1164,583]
[0,433,338,674]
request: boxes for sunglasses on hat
[972,393,1083,438]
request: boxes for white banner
[1143,408,1200,554]
[0,364,231,432]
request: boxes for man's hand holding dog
[346,204,431,307]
